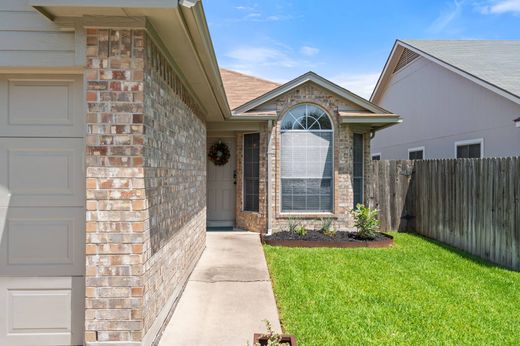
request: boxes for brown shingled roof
[220,68,280,110]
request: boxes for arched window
[281,104,333,212]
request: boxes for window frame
[279,103,335,215]
[454,138,484,159]
[408,146,425,160]
[242,132,261,213]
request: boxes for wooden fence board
[369,158,520,271]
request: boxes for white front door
[207,137,236,227]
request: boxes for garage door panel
[0,74,83,137]
[0,207,85,276]
[0,138,84,207]
[8,289,71,333]
[0,277,83,346]
[0,71,84,346]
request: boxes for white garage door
[0,74,84,345]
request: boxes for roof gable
[372,40,520,105]
[233,71,391,115]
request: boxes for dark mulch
[264,230,388,242]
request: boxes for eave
[339,113,402,131]
[30,0,231,121]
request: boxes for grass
[264,233,520,345]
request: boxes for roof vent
[393,48,419,73]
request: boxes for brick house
[0,1,400,345]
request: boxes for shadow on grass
[398,231,516,272]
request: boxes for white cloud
[480,0,520,14]
[226,47,298,68]
[429,0,465,32]
[235,5,255,11]
[331,73,381,99]
[300,46,320,56]
[232,4,294,22]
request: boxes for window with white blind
[281,104,333,212]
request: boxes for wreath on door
[208,140,230,166]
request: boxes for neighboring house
[371,40,520,160]
[0,1,400,346]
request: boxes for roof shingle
[220,68,280,110]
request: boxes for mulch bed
[262,231,393,248]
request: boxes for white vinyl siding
[0,2,76,67]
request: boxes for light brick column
[85,28,147,344]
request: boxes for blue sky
[204,0,520,98]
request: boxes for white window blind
[280,104,333,212]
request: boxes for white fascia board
[370,40,401,102]
[179,2,231,119]
[30,0,178,8]
[340,117,402,124]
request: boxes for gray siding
[373,56,520,159]
[0,1,76,67]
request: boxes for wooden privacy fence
[367,158,520,271]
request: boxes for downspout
[267,120,274,235]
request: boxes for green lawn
[264,233,520,345]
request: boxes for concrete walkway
[158,232,281,346]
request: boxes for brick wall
[141,34,206,337]
[85,28,206,345]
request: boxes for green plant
[294,224,307,237]
[320,217,336,237]
[287,217,299,233]
[352,204,380,240]
[253,320,289,346]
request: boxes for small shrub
[287,217,299,233]
[253,320,289,346]
[352,204,380,240]
[320,217,336,237]
[294,224,307,237]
